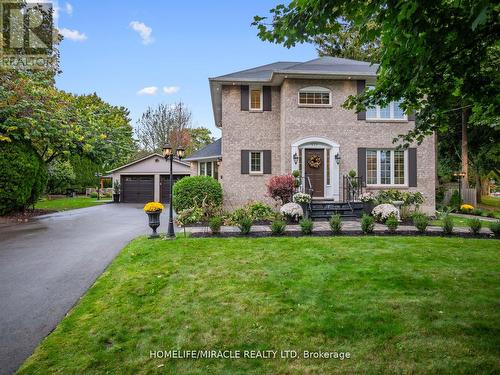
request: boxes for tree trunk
[461,107,469,190]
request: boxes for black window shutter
[356,80,366,120]
[263,150,272,174]
[263,86,272,111]
[240,86,249,111]
[408,111,416,121]
[357,148,366,186]
[241,150,249,174]
[408,148,417,187]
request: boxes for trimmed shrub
[329,214,342,235]
[89,192,98,198]
[0,141,47,215]
[238,216,253,235]
[361,214,375,234]
[247,201,275,221]
[209,216,223,235]
[468,218,482,235]
[270,219,287,235]
[173,176,223,212]
[490,220,500,238]
[386,214,399,233]
[412,212,429,233]
[299,218,313,235]
[441,214,454,234]
[471,208,483,216]
[266,175,295,204]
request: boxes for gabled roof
[209,56,379,127]
[107,153,189,173]
[184,138,221,161]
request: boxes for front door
[305,149,324,197]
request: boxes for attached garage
[108,154,191,203]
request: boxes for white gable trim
[107,153,189,173]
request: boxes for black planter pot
[113,193,120,203]
[363,203,374,216]
[147,211,161,238]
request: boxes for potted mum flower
[143,202,164,238]
[292,192,312,219]
[359,192,376,215]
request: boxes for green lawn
[35,197,111,211]
[19,237,499,374]
[431,215,495,228]
[480,196,500,210]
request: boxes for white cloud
[129,21,154,45]
[65,2,73,15]
[137,86,158,95]
[59,28,87,41]
[163,86,180,95]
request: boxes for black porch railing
[342,175,364,202]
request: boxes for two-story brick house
[185,57,436,214]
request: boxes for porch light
[217,157,222,166]
[293,152,299,165]
[335,153,341,165]
[162,143,173,157]
[176,147,185,159]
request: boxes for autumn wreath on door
[308,154,321,168]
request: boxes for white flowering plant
[280,202,303,221]
[292,193,312,204]
[359,192,376,203]
[372,203,400,223]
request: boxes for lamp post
[162,143,185,238]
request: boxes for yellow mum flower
[460,204,474,211]
[144,202,164,212]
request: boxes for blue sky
[54,0,317,138]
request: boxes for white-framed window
[249,151,263,174]
[199,161,218,179]
[249,86,263,111]
[366,86,407,120]
[298,86,331,106]
[366,149,407,186]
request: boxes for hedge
[172,176,223,212]
[0,141,47,215]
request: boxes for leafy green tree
[186,127,215,156]
[70,155,100,192]
[46,160,76,194]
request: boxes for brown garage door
[160,175,189,203]
[121,175,154,203]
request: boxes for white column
[154,174,160,202]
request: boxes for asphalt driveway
[0,203,173,375]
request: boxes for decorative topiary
[172,176,223,212]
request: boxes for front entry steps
[309,200,364,220]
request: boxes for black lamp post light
[162,143,185,238]
[453,171,466,206]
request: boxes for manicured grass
[480,196,500,210]
[19,237,500,374]
[431,215,494,228]
[35,197,111,211]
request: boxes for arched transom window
[298,86,331,106]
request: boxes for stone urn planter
[300,203,309,219]
[143,202,164,239]
[363,203,375,215]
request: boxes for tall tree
[314,19,380,62]
[135,102,192,153]
[186,127,215,156]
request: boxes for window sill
[298,104,332,108]
[249,109,263,113]
[366,185,409,189]
[249,172,264,175]
[365,119,408,123]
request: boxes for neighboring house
[108,154,190,203]
[188,56,436,214]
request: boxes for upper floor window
[250,87,262,110]
[366,86,407,120]
[298,86,331,106]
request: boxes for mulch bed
[0,209,54,224]
[190,230,495,239]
